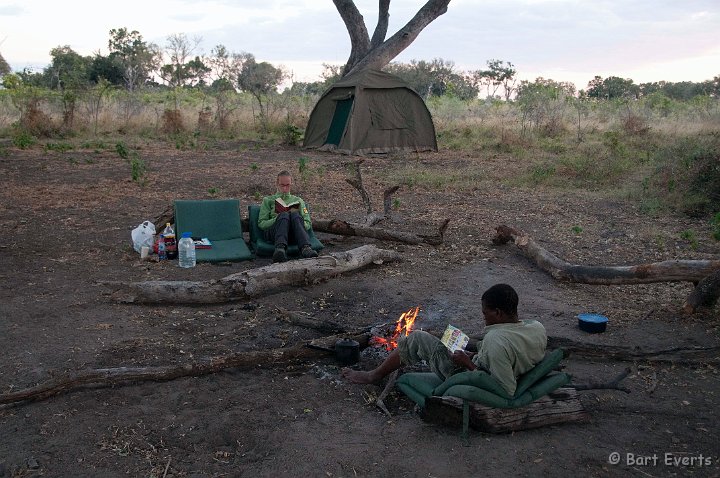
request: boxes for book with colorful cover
[440,324,469,352]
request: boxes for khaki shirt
[473,319,547,396]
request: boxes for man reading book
[341,284,547,397]
[258,170,318,263]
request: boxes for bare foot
[341,367,380,384]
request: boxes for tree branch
[571,368,631,393]
[370,0,391,49]
[332,0,371,74]
[346,0,451,75]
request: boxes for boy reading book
[342,284,547,397]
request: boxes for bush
[649,133,720,215]
[13,130,36,149]
[162,109,185,135]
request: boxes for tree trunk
[334,0,452,76]
[493,225,720,285]
[105,245,401,304]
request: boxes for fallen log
[493,225,720,285]
[423,387,590,434]
[152,200,446,246]
[683,269,720,313]
[547,336,720,364]
[105,244,401,304]
[313,218,450,246]
[0,333,372,407]
[276,307,348,334]
[571,367,631,393]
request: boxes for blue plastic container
[578,313,608,333]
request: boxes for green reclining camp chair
[174,199,253,262]
[396,348,571,435]
[247,204,324,257]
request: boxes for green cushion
[397,348,571,409]
[514,348,565,396]
[247,204,324,257]
[396,373,443,409]
[174,199,253,262]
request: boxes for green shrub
[649,133,720,215]
[44,142,73,153]
[13,131,36,149]
[280,123,303,146]
[712,213,720,241]
[130,155,147,184]
[680,229,698,250]
[115,141,129,159]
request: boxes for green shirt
[258,192,312,231]
[472,319,547,396]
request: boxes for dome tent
[303,69,437,156]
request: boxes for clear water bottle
[178,232,196,268]
[157,234,167,260]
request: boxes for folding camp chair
[174,199,253,262]
[247,204,324,257]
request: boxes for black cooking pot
[334,338,360,365]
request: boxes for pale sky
[1,0,718,91]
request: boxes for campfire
[370,306,420,351]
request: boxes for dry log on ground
[493,225,720,285]
[548,337,720,364]
[570,368,631,393]
[0,333,371,407]
[313,218,450,246]
[154,207,446,246]
[105,245,401,304]
[683,269,720,313]
[276,307,348,334]
[423,387,590,433]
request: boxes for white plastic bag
[131,220,156,253]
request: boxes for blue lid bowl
[578,313,608,333]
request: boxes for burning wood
[370,306,420,350]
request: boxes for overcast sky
[1,0,718,90]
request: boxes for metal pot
[334,338,360,365]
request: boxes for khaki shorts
[397,330,459,380]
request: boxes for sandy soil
[0,141,719,478]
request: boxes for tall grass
[1,87,718,217]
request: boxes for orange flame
[372,306,420,351]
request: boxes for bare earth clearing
[1,142,719,477]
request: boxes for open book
[275,197,300,214]
[192,237,212,249]
[440,324,470,352]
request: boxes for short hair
[277,170,292,180]
[481,284,519,316]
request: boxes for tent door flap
[325,96,354,146]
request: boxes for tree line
[0,27,718,140]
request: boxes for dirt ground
[1,141,719,478]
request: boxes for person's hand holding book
[451,350,477,370]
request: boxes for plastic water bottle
[178,232,196,268]
[157,234,167,260]
[163,223,177,260]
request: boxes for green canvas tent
[303,69,437,156]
